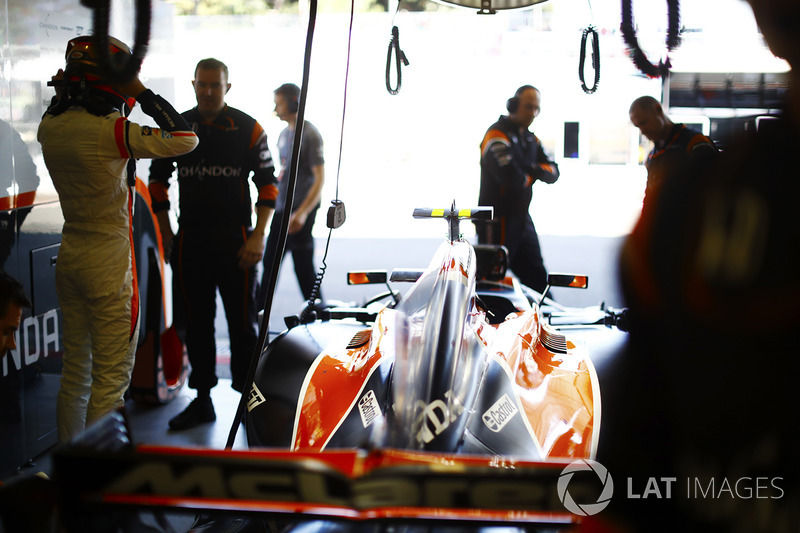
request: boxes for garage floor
[124,377,248,451]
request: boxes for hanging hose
[620,0,681,79]
[297,0,354,325]
[226,0,319,450]
[80,0,151,83]
[298,230,331,324]
[386,25,409,95]
[579,26,600,94]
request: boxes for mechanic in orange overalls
[475,85,559,295]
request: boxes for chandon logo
[557,459,614,516]
[481,393,519,432]
[179,165,242,179]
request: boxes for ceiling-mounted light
[433,0,551,15]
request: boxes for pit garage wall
[0,0,175,479]
[1,0,68,479]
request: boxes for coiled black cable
[386,25,409,95]
[299,229,332,324]
[80,0,151,83]
[579,26,600,94]
[620,0,681,79]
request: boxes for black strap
[386,25,409,96]
[579,26,600,94]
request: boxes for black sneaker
[168,396,216,430]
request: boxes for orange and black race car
[248,206,601,462]
[46,205,627,533]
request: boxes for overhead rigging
[79,0,151,83]
[620,0,681,79]
[440,0,551,15]
[386,25,410,95]
[297,0,356,324]
[579,0,599,94]
[579,26,600,94]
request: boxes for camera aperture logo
[558,459,614,516]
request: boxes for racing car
[246,204,600,462]
[37,205,614,533]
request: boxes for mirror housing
[347,271,388,285]
[547,273,589,289]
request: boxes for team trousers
[476,213,548,294]
[172,228,259,393]
[258,206,320,309]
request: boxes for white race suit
[38,89,198,442]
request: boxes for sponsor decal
[415,390,464,444]
[178,165,242,179]
[103,461,349,506]
[246,383,266,411]
[141,126,152,136]
[93,456,566,512]
[3,310,60,377]
[482,393,519,432]
[357,389,381,428]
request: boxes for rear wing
[51,413,585,529]
[413,204,493,242]
[346,205,498,285]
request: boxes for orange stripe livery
[114,117,130,158]
[293,314,391,450]
[258,183,279,202]
[480,129,510,156]
[127,188,139,339]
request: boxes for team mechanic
[149,58,278,431]
[38,36,199,443]
[628,95,718,210]
[623,95,718,312]
[258,82,326,310]
[475,85,559,295]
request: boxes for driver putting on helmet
[38,35,198,443]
